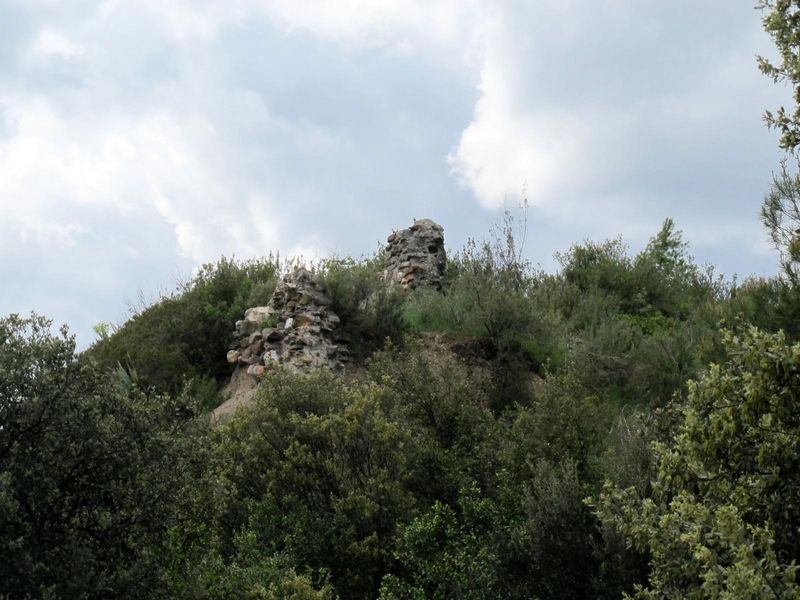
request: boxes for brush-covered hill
[3,215,800,600]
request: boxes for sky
[0,0,793,349]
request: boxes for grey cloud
[0,0,790,348]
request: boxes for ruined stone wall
[226,268,348,375]
[226,218,446,383]
[382,218,446,290]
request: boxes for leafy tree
[755,164,800,338]
[509,460,601,600]
[548,221,721,408]
[162,527,337,600]
[758,0,800,152]
[0,313,208,599]
[723,275,800,340]
[593,326,800,599]
[367,341,501,506]
[378,483,504,600]
[558,219,714,322]
[505,363,608,483]
[380,464,602,600]
[762,160,800,287]
[757,1,800,330]
[211,369,416,600]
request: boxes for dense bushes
[206,370,416,600]
[8,213,800,599]
[316,254,408,360]
[88,255,282,407]
[594,326,800,598]
[0,314,208,599]
[87,216,729,416]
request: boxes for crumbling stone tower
[382,218,446,290]
[227,267,348,375]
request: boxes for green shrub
[0,313,209,599]
[316,253,408,360]
[378,483,504,600]
[505,362,609,484]
[368,341,501,504]
[558,237,634,297]
[593,326,800,599]
[724,275,800,340]
[163,527,337,600]
[512,459,601,600]
[211,369,416,600]
[88,255,282,400]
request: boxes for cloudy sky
[0,0,792,348]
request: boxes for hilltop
[4,213,800,599]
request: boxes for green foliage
[316,253,408,359]
[93,320,112,340]
[725,274,800,340]
[0,313,208,599]
[758,0,800,152]
[89,255,281,399]
[558,219,714,321]
[367,342,501,505]
[404,208,536,341]
[380,464,602,600]
[162,526,337,600]
[594,326,800,599]
[544,220,723,408]
[378,484,504,600]
[402,210,546,410]
[756,3,800,336]
[446,232,535,343]
[505,364,609,483]
[4,213,760,600]
[400,282,467,335]
[510,460,601,600]
[762,159,800,289]
[558,236,633,299]
[211,370,416,600]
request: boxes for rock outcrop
[383,218,446,290]
[227,268,348,375]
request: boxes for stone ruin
[224,218,446,384]
[226,267,348,375]
[382,218,446,290]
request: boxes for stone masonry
[226,267,348,375]
[383,218,446,290]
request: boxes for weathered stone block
[294,313,315,327]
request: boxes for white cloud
[29,27,85,61]
[446,0,785,227]
[140,0,248,43]
[448,54,582,209]
[259,0,480,43]
[0,75,360,270]
[131,0,488,60]
[11,0,64,5]
[17,218,88,247]
[0,97,282,263]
